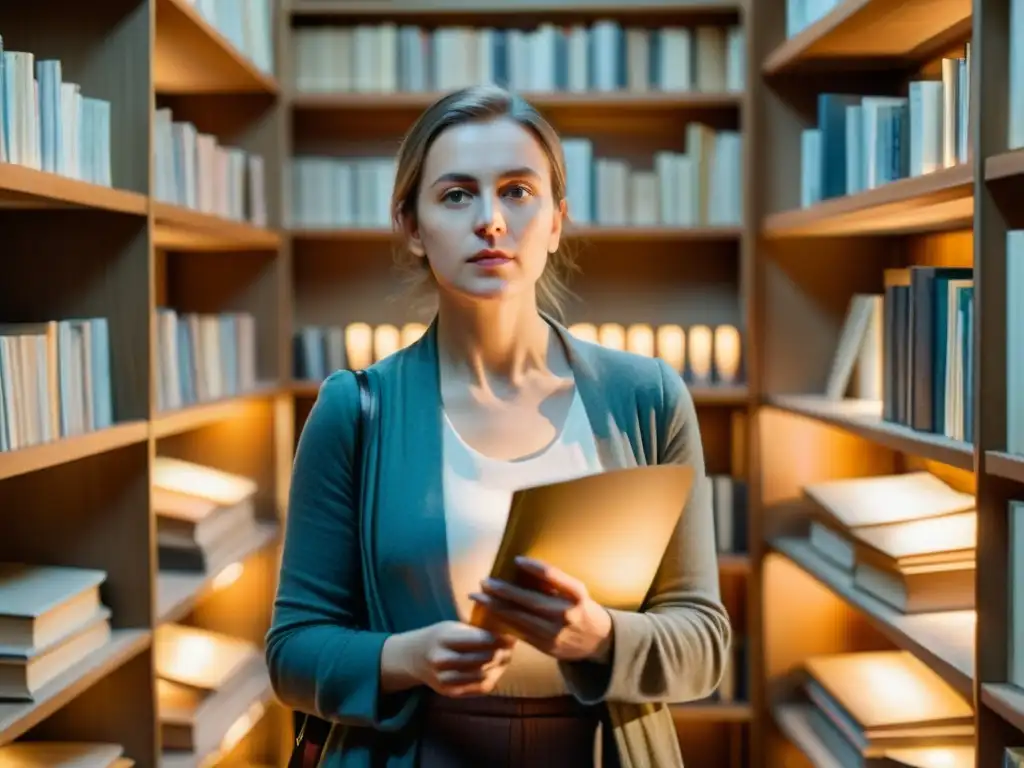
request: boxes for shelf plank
[762,0,972,74]
[290,225,742,243]
[670,702,752,722]
[766,395,974,469]
[156,523,280,624]
[771,536,975,697]
[153,202,281,252]
[291,0,739,16]
[982,683,1024,735]
[985,451,1024,483]
[762,165,974,238]
[0,422,149,482]
[0,164,147,215]
[152,385,282,439]
[291,91,742,114]
[154,0,278,94]
[0,629,151,743]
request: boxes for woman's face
[405,116,564,305]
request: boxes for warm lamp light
[373,324,401,362]
[158,633,216,683]
[625,324,655,357]
[655,325,685,372]
[713,324,741,383]
[152,457,256,507]
[568,323,598,343]
[400,322,426,347]
[881,746,973,768]
[345,322,373,370]
[211,561,243,591]
[598,323,625,350]
[688,325,713,383]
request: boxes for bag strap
[289,369,375,766]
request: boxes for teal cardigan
[266,315,732,767]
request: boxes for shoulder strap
[353,369,374,463]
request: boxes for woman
[267,84,731,768]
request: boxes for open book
[469,463,695,629]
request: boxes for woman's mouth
[468,249,514,268]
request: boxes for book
[469,463,694,629]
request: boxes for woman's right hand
[382,620,516,697]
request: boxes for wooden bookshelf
[0,0,289,765]
[753,0,1024,764]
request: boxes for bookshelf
[0,0,288,766]
[752,0,1024,765]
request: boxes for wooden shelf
[986,451,1024,483]
[0,422,149,482]
[290,225,742,244]
[0,629,151,743]
[770,536,975,698]
[154,0,278,94]
[762,0,972,74]
[290,0,740,17]
[0,164,147,215]
[153,202,281,252]
[152,385,283,438]
[292,90,742,116]
[670,702,752,722]
[765,395,974,469]
[763,165,974,238]
[982,683,1024,735]
[156,523,280,624]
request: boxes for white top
[441,388,604,697]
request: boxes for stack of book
[803,471,976,614]
[154,623,271,761]
[0,563,112,701]
[777,650,974,767]
[152,457,261,577]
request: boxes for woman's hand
[469,556,614,664]
[383,621,516,697]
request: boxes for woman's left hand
[469,556,614,664]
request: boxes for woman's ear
[398,210,425,258]
[548,198,567,254]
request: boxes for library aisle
[0,0,1019,767]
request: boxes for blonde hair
[391,85,577,320]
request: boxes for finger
[443,627,510,652]
[481,578,574,619]
[471,593,559,640]
[515,556,585,600]
[432,649,499,671]
[436,668,488,687]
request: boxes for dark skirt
[418,693,604,768]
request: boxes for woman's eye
[505,184,532,200]
[443,189,470,204]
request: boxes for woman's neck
[436,292,552,390]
